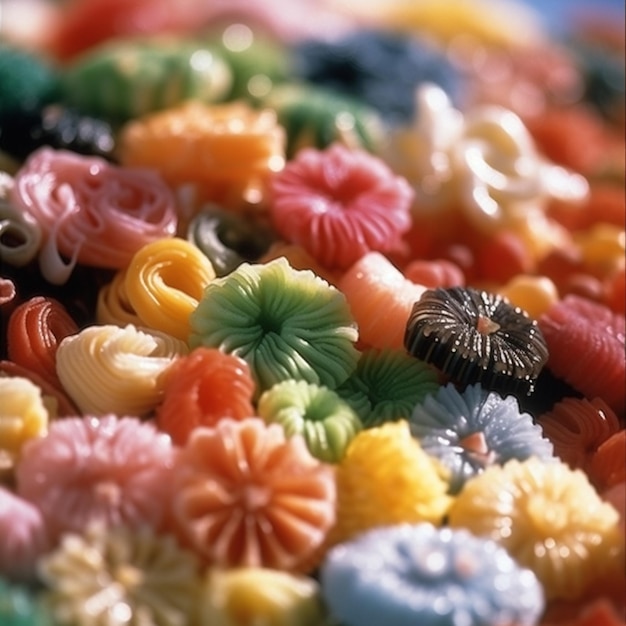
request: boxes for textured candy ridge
[269,143,413,270]
[38,524,200,626]
[258,379,362,463]
[448,457,624,600]
[404,286,550,396]
[156,347,256,445]
[321,522,545,626]
[538,294,626,416]
[329,420,451,546]
[16,415,177,541]
[56,324,189,416]
[336,348,440,427]
[189,257,359,394]
[169,417,336,572]
[410,382,555,493]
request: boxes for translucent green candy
[258,379,362,463]
[336,348,440,427]
[189,257,359,395]
[0,579,51,626]
[61,37,232,122]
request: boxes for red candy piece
[475,230,533,285]
[156,347,256,445]
[403,258,465,289]
[538,295,626,418]
[269,143,413,271]
[49,0,204,62]
[7,296,79,391]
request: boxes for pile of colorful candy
[0,0,624,624]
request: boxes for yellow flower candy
[328,420,452,546]
[199,567,325,626]
[448,457,624,600]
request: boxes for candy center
[476,314,501,335]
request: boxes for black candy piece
[404,286,549,398]
[0,105,117,162]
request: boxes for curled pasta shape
[95,269,143,327]
[387,84,589,232]
[0,173,42,267]
[7,296,79,390]
[55,324,189,416]
[0,376,49,472]
[10,147,178,284]
[124,238,216,341]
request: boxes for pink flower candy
[16,415,177,541]
[11,147,178,284]
[269,143,414,270]
[0,486,50,583]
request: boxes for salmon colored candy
[168,417,336,573]
[589,430,626,491]
[538,397,622,489]
[548,183,626,233]
[475,230,534,286]
[7,296,79,391]
[338,252,427,351]
[156,347,256,446]
[403,258,465,289]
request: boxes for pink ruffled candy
[269,143,414,270]
[16,415,177,541]
[0,486,50,583]
[10,147,178,284]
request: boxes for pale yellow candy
[56,324,188,416]
[498,274,559,320]
[0,376,48,469]
[39,524,200,626]
[448,457,624,600]
[199,567,325,626]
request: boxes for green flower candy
[259,379,362,463]
[189,257,360,395]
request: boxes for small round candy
[321,522,545,626]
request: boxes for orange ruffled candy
[156,347,256,445]
[168,417,336,573]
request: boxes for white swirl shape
[387,83,589,232]
[56,324,188,416]
[0,173,42,266]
